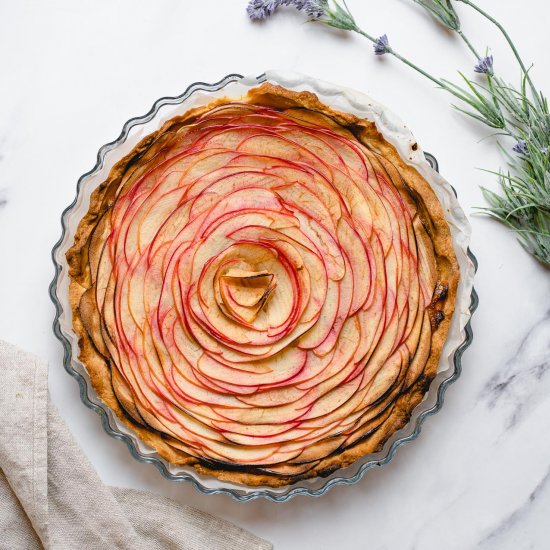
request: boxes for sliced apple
[81,100,444,472]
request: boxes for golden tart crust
[67,83,459,487]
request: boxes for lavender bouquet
[247,0,550,266]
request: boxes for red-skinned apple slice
[196,346,307,387]
[81,100,446,473]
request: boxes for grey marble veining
[478,465,550,549]
[481,310,550,432]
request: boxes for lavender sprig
[456,0,542,108]
[246,0,550,265]
[513,139,529,156]
[246,0,278,20]
[303,0,328,20]
[415,0,550,264]
[474,55,494,76]
[411,0,460,31]
[246,0,356,29]
[411,0,482,59]
[373,35,390,56]
[247,0,500,122]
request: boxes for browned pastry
[67,83,459,487]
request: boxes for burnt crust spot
[429,308,446,329]
[428,280,449,329]
[431,281,449,304]
[317,465,341,478]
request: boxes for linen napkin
[0,339,272,550]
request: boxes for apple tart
[67,83,459,487]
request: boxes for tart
[67,83,459,487]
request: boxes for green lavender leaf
[248,0,550,265]
[411,0,461,31]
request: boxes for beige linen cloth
[0,340,272,550]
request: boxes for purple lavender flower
[542,146,549,157]
[247,0,279,20]
[513,139,528,155]
[279,0,307,8]
[374,34,390,56]
[303,0,327,19]
[474,55,494,76]
[248,0,325,21]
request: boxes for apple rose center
[86,103,440,470]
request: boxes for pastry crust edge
[66,83,460,488]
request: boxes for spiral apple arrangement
[73,91,453,481]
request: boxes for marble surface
[1,1,549,548]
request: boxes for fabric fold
[0,339,271,550]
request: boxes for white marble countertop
[1,1,549,548]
